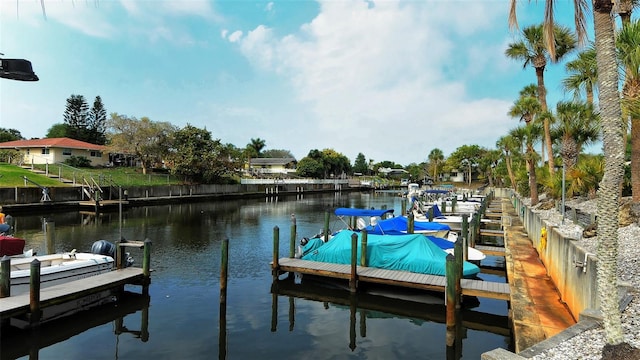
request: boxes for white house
[0,137,108,167]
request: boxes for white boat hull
[7,252,115,296]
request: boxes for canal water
[2,191,512,359]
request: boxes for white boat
[7,251,115,295]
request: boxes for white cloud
[230,0,511,162]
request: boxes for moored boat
[299,230,480,278]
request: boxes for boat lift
[23,176,51,202]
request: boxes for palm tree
[511,0,627,349]
[508,85,543,204]
[496,135,520,191]
[562,45,598,105]
[617,19,640,202]
[551,101,600,169]
[428,148,444,183]
[509,124,542,205]
[506,24,577,176]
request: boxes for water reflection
[269,275,510,357]
[1,291,150,360]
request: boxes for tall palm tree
[506,24,577,176]
[617,19,640,202]
[562,45,598,105]
[551,101,601,169]
[428,148,444,183]
[496,135,520,191]
[510,0,627,349]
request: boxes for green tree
[353,153,368,174]
[551,101,600,169]
[63,94,89,141]
[246,138,266,158]
[446,144,485,187]
[0,128,23,142]
[509,124,542,204]
[496,134,521,191]
[168,125,233,183]
[428,148,444,182]
[506,24,577,176]
[45,123,70,138]
[296,157,324,178]
[107,113,177,174]
[562,45,598,105]
[87,96,107,145]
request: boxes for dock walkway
[276,258,510,301]
[501,198,576,353]
[0,267,145,320]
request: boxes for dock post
[1,256,10,298]
[350,233,358,293]
[289,214,296,258]
[220,240,228,359]
[472,213,480,247]
[116,239,126,269]
[220,238,228,303]
[360,229,368,266]
[454,238,464,299]
[461,214,469,242]
[408,212,414,234]
[143,239,152,292]
[272,226,280,277]
[324,211,330,242]
[445,254,460,346]
[29,259,42,326]
[452,197,457,213]
[428,207,433,221]
[442,201,447,213]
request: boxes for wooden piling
[350,233,358,293]
[29,259,42,326]
[445,253,459,346]
[272,226,280,276]
[408,212,414,234]
[428,207,434,221]
[290,215,296,258]
[143,239,152,283]
[1,256,9,298]
[220,238,229,304]
[454,238,463,309]
[442,201,447,213]
[360,229,368,266]
[324,211,330,242]
[452,197,457,213]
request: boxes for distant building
[247,157,297,176]
[0,137,108,167]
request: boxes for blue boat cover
[334,208,395,217]
[365,216,450,235]
[301,230,479,277]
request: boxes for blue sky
[1,1,595,166]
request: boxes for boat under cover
[0,235,26,257]
[365,215,451,236]
[301,230,480,278]
[334,208,395,218]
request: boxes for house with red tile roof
[0,137,108,167]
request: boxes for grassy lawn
[0,163,184,188]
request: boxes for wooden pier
[275,258,510,301]
[0,267,145,320]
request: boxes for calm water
[2,192,512,359]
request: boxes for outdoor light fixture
[0,54,39,81]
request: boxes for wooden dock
[78,200,129,211]
[276,258,510,301]
[0,267,145,320]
